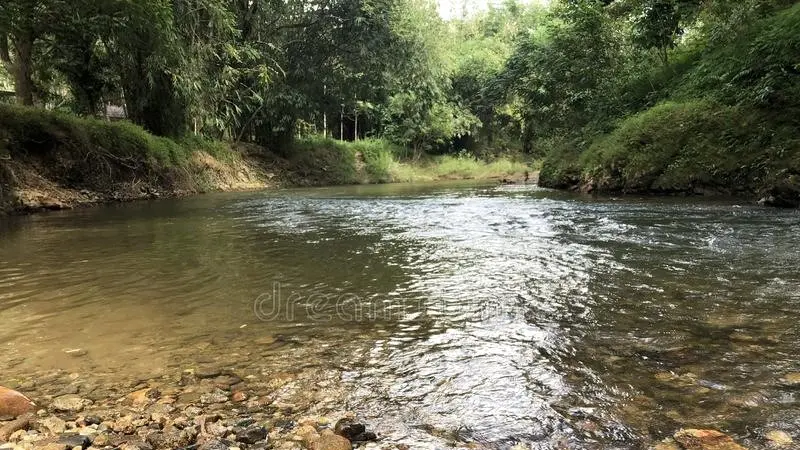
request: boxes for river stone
[235,426,268,444]
[766,430,793,447]
[352,432,377,443]
[200,390,229,405]
[213,376,242,389]
[0,386,35,417]
[292,425,319,445]
[333,419,365,441]
[0,415,32,442]
[40,416,67,434]
[311,431,351,450]
[652,441,681,450]
[63,349,88,358]
[197,439,231,450]
[56,434,91,449]
[119,441,153,450]
[112,415,136,434]
[779,373,800,386]
[34,444,70,450]
[195,368,223,379]
[145,427,198,449]
[673,429,746,450]
[52,395,90,413]
[127,388,159,406]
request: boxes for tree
[632,0,698,65]
[502,0,623,150]
[0,0,59,105]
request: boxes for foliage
[558,100,800,195]
[1,0,798,203]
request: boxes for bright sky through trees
[438,0,547,20]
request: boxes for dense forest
[0,0,799,207]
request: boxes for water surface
[1,182,799,448]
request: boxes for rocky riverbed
[0,362,386,450]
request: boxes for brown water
[1,182,799,449]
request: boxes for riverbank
[0,106,530,215]
[538,3,800,208]
[0,352,382,450]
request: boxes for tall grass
[290,135,532,185]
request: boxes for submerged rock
[334,419,365,441]
[311,431,352,450]
[39,416,67,434]
[56,433,91,449]
[234,425,268,445]
[673,429,746,450]
[195,368,223,379]
[198,439,231,450]
[52,395,90,413]
[333,418,376,443]
[119,441,153,450]
[127,388,160,406]
[779,373,800,387]
[765,430,793,447]
[0,386,35,417]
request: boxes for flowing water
[1,182,799,449]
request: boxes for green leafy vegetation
[1,0,798,208]
[529,1,800,205]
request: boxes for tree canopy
[0,0,796,157]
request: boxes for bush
[677,3,800,111]
[570,100,800,194]
[0,105,248,195]
[540,3,800,201]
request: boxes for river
[1,182,799,449]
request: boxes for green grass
[0,104,535,213]
[0,104,199,167]
[389,154,531,183]
[540,100,800,196]
[289,135,532,185]
[0,104,256,200]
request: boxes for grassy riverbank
[538,3,800,207]
[0,106,531,214]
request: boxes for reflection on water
[1,182,800,448]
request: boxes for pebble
[84,417,102,426]
[112,415,136,434]
[119,441,153,450]
[195,368,223,379]
[766,430,793,447]
[235,426,268,444]
[92,434,110,447]
[673,429,746,450]
[312,431,352,450]
[56,434,91,449]
[197,439,230,450]
[52,395,90,413]
[780,373,800,386]
[0,386,36,417]
[293,424,319,444]
[200,391,229,405]
[40,416,67,434]
[334,419,365,441]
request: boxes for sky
[438,0,550,20]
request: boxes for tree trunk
[12,32,35,106]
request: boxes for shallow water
[1,182,799,448]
